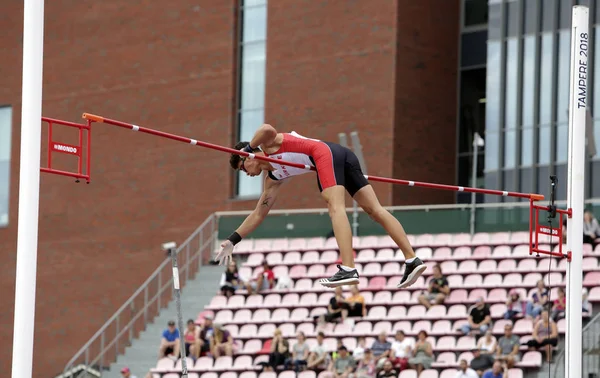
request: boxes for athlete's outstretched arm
[215,176,284,265]
[248,123,278,149]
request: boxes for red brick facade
[0,1,459,376]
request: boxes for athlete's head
[230,141,263,177]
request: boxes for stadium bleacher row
[150,232,599,378]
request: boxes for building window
[463,0,489,28]
[0,106,12,227]
[236,0,267,198]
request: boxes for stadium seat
[399,370,419,378]
[320,251,338,264]
[298,371,316,378]
[478,259,497,273]
[213,356,233,371]
[439,369,458,378]
[302,251,320,264]
[433,351,456,368]
[419,370,439,378]
[239,372,257,378]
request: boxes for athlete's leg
[322,185,355,267]
[352,185,416,260]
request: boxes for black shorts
[311,142,369,197]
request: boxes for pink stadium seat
[243,339,263,354]
[376,235,395,248]
[513,319,533,334]
[471,232,491,245]
[234,239,253,253]
[373,321,393,335]
[431,320,452,336]
[306,237,326,250]
[543,272,563,285]
[302,251,320,264]
[280,293,300,307]
[487,288,507,303]
[415,247,434,259]
[372,291,392,305]
[271,238,289,251]
[439,260,457,275]
[407,305,427,319]
[582,256,599,271]
[439,370,458,378]
[517,258,537,272]
[227,295,245,309]
[446,274,463,288]
[382,262,401,275]
[376,248,395,261]
[279,323,296,337]
[492,245,512,259]
[492,319,513,334]
[419,370,439,378]
[490,232,511,244]
[246,295,264,308]
[436,336,456,351]
[447,305,467,319]
[252,309,271,323]
[425,305,446,319]
[399,370,418,378]
[266,252,283,265]
[207,295,228,309]
[392,290,411,304]
[293,278,312,292]
[239,324,258,338]
[497,259,517,273]
[253,240,273,252]
[297,372,316,378]
[584,271,600,286]
[538,258,558,271]
[458,260,478,274]
[393,321,412,334]
[523,272,543,287]
[195,356,214,370]
[273,265,289,278]
[415,234,434,247]
[307,264,326,278]
[288,265,307,279]
[232,309,252,324]
[224,324,239,336]
[557,318,566,334]
[360,236,379,248]
[506,369,523,378]
[271,308,290,322]
[361,291,374,303]
[214,310,233,323]
[356,249,376,263]
[452,233,472,247]
[433,247,452,260]
[431,233,451,247]
[512,245,530,257]
[310,307,327,318]
[478,259,497,273]
[412,320,432,334]
[258,372,277,378]
[175,357,194,371]
[297,322,314,337]
[320,251,338,264]
[300,293,318,306]
[318,292,334,306]
[278,371,297,378]
[220,373,237,378]
[240,372,258,378]
[290,308,309,321]
[363,262,381,275]
[333,322,352,337]
[258,323,276,338]
[467,289,487,302]
[502,273,523,287]
[446,289,468,304]
[519,351,542,367]
[457,351,473,362]
[354,321,373,335]
[463,274,483,288]
[589,287,600,301]
[456,336,476,351]
[369,277,387,290]
[212,356,233,371]
[154,357,175,371]
[435,351,456,367]
[387,306,407,320]
[489,303,506,318]
[473,246,492,259]
[285,239,305,251]
[245,253,264,267]
[200,374,218,378]
[483,274,503,288]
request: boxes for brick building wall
[0,1,458,376]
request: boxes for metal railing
[60,214,218,376]
[553,312,600,377]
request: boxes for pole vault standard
[81,113,544,202]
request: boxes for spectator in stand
[120,367,138,378]
[210,323,234,358]
[220,260,244,298]
[327,346,355,378]
[317,287,346,324]
[408,330,434,375]
[476,330,497,355]
[418,264,450,309]
[307,332,329,370]
[526,280,549,319]
[353,349,376,378]
[183,319,200,360]
[341,286,367,319]
[376,360,398,378]
[265,328,290,371]
[455,359,478,378]
[196,314,215,358]
[390,330,414,371]
[470,348,494,376]
[482,361,507,378]
[370,331,392,368]
[525,309,558,362]
[332,340,344,361]
[495,324,520,368]
[461,297,492,335]
[551,287,566,322]
[290,331,311,372]
[503,289,524,321]
[353,336,367,361]
[158,320,180,360]
[583,209,600,246]
[246,261,276,295]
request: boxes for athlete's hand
[215,240,234,266]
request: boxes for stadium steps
[101,264,224,378]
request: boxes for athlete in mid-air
[215,124,426,288]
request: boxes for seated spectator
[307,332,329,370]
[583,209,600,246]
[526,280,548,319]
[476,330,497,355]
[317,287,346,324]
[461,297,492,335]
[220,260,244,298]
[418,264,450,309]
[482,361,507,378]
[524,310,558,362]
[353,349,376,378]
[376,360,397,378]
[196,314,214,358]
[158,320,180,360]
[183,319,200,360]
[341,286,367,319]
[551,287,566,322]
[495,324,520,368]
[265,328,289,371]
[370,332,392,368]
[332,340,344,361]
[245,261,276,295]
[503,289,524,321]
[470,348,494,376]
[353,336,367,361]
[455,359,478,378]
[210,323,234,358]
[327,345,355,378]
[120,367,138,378]
[408,330,434,375]
[290,331,310,372]
[390,330,414,371]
